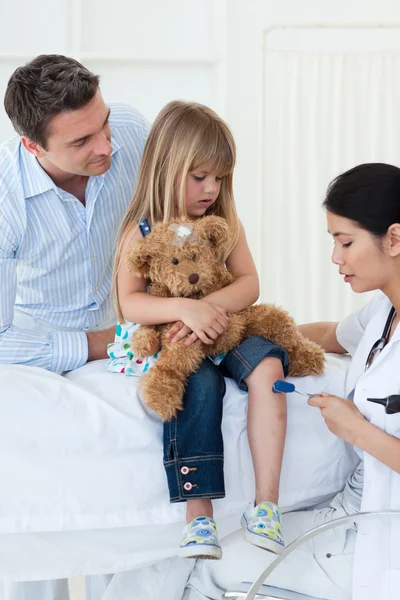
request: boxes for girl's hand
[308,392,366,445]
[165,321,192,343]
[166,322,201,346]
[167,299,228,345]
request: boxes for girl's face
[327,211,393,293]
[184,164,222,218]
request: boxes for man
[0,54,149,600]
[0,54,149,370]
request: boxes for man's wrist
[86,331,96,362]
[86,327,116,362]
[51,330,88,372]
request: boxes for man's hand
[308,392,367,445]
[87,326,116,362]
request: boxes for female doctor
[183,162,400,600]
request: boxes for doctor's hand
[308,393,367,445]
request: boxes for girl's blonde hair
[114,100,240,320]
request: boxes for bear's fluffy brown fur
[127,216,325,420]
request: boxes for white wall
[225,0,400,322]
[0,0,227,136]
[1,0,400,322]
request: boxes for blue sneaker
[241,501,285,554]
[179,516,222,560]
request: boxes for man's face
[24,91,113,177]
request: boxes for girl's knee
[247,356,284,384]
[184,360,226,420]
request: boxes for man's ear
[387,224,400,257]
[126,239,153,277]
[195,216,231,254]
[21,136,46,158]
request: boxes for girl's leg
[245,356,286,505]
[219,335,289,553]
[186,498,213,522]
[163,358,226,559]
[163,358,226,508]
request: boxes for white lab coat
[337,293,400,600]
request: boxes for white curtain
[260,43,400,323]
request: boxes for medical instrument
[272,380,316,398]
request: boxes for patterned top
[107,218,160,376]
[107,321,160,376]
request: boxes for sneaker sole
[241,518,284,555]
[179,544,222,560]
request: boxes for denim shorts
[163,335,289,503]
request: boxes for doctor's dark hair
[4,54,100,149]
[323,163,400,238]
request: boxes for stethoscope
[365,306,400,414]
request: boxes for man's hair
[4,54,100,148]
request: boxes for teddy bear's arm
[131,326,161,358]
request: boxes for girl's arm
[166,221,261,344]
[203,221,259,312]
[118,229,229,344]
[298,322,346,353]
[309,393,400,473]
[118,229,184,325]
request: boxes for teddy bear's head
[127,216,234,298]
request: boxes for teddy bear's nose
[188,273,199,285]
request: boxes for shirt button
[95,286,99,292]
[93,256,97,263]
[180,466,189,475]
[183,482,193,491]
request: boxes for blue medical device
[272,380,315,398]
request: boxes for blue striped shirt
[0,103,149,372]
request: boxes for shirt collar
[367,296,400,350]
[20,143,57,199]
[20,134,122,200]
[110,135,122,156]
[377,295,400,345]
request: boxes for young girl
[108,100,289,560]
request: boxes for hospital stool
[223,510,400,600]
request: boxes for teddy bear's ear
[126,239,153,277]
[195,216,231,254]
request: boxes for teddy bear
[126,216,325,420]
